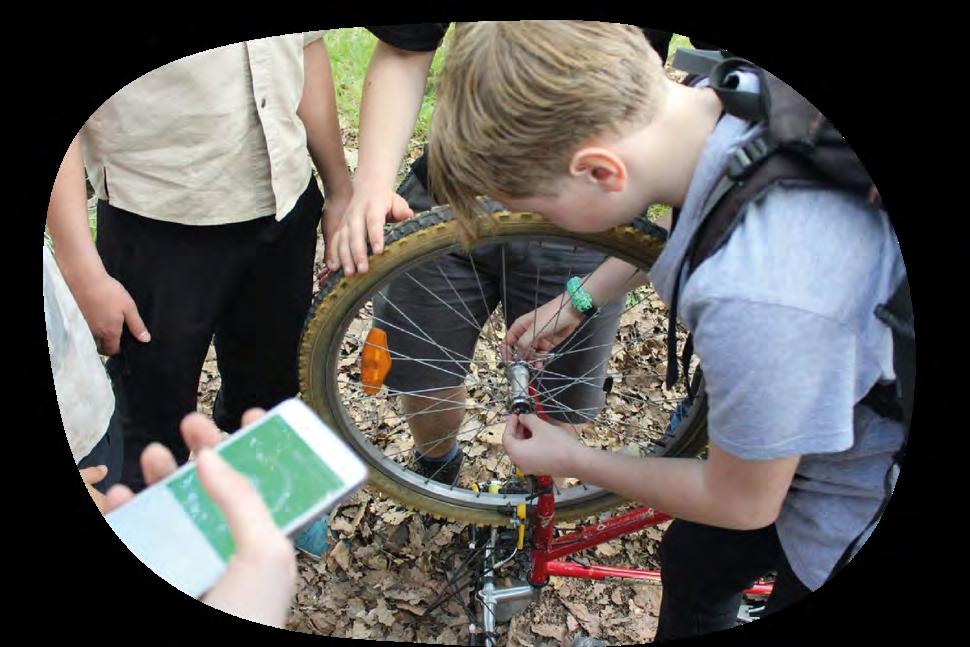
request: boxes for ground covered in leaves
[196,229,695,645]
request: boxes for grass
[324,27,451,147]
[668,34,694,61]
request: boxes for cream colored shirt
[81,32,324,225]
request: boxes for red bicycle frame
[523,387,773,597]
[525,479,772,596]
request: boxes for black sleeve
[366,23,450,52]
[639,27,673,61]
[638,26,722,60]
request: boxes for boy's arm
[299,38,353,255]
[577,256,649,304]
[507,257,646,358]
[326,37,436,276]
[505,413,799,530]
[46,136,150,355]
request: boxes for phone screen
[106,405,355,597]
[167,413,344,560]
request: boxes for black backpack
[664,48,915,575]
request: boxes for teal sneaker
[294,515,334,560]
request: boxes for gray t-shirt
[648,71,907,591]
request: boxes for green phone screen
[165,413,343,561]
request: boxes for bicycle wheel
[299,201,708,526]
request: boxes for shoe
[663,395,695,438]
[412,448,464,486]
[294,515,335,560]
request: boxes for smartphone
[105,398,367,598]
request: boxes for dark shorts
[372,172,623,424]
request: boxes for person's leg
[206,179,325,558]
[401,385,468,458]
[211,179,323,432]
[96,201,252,492]
[374,244,500,472]
[654,520,784,641]
[761,546,812,615]
[366,170,500,483]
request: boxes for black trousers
[654,519,812,641]
[76,401,124,493]
[96,179,323,491]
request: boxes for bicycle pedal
[737,603,765,624]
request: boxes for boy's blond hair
[428,21,668,242]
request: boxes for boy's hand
[325,188,414,276]
[72,271,151,356]
[103,409,297,628]
[506,294,582,361]
[503,413,586,478]
[193,443,296,627]
[320,187,353,283]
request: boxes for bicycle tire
[299,203,708,526]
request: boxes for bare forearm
[46,136,105,284]
[354,41,434,191]
[582,257,648,306]
[299,39,352,198]
[566,448,776,530]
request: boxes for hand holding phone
[190,442,297,626]
[105,399,367,607]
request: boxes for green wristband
[566,276,595,314]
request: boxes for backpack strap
[879,277,915,431]
[663,148,830,390]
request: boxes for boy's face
[496,152,642,233]
[499,189,633,233]
[496,174,640,233]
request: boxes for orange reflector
[361,327,392,395]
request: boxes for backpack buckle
[727,135,776,179]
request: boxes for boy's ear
[568,147,628,192]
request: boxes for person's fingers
[104,484,135,512]
[367,206,387,256]
[195,449,278,551]
[79,465,108,486]
[86,485,109,514]
[516,332,537,359]
[338,228,357,276]
[507,314,534,357]
[180,412,224,454]
[500,342,513,363]
[518,414,541,439]
[388,194,414,222]
[122,296,152,343]
[503,415,522,447]
[99,325,122,356]
[141,442,178,486]
[240,408,266,427]
[326,228,343,271]
[350,216,371,274]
